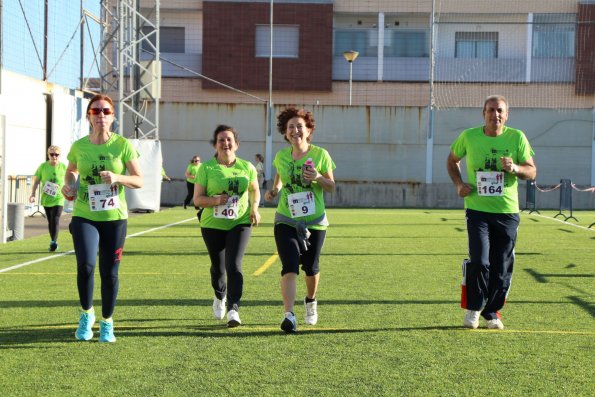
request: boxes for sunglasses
[193,159,200,162]
[89,107,113,115]
[49,153,60,157]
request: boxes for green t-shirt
[195,157,257,230]
[273,144,336,230]
[186,163,201,183]
[34,161,67,207]
[450,125,534,214]
[67,134,138,221]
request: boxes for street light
[343,50,359,105]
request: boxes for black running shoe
[281,312,297,334]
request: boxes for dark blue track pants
[70,217,127,319]
[462,209,520,320]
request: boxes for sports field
[0,208,593,396]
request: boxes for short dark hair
[211,124,239,146]
[276,106,316,143]
[483,95,508,112]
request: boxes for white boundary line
[528,212,595,232]
[0,217,196,274]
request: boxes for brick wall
[576,3,595,94]
[202,1,333,91]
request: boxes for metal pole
[0,0,3,94]
[591,106,595,187]
[79,0,84,89]
[43,0,49,80]
[348,61,353,105]
[425,0,436,184]
[265,0,274,184]
[133,0,141,138]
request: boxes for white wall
[0,71,48,176]
[153,102,594,208]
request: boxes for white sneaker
[227,306,241,328]
[304,298,318,325]
[463,310,480,329]
[486,318,504,330]
[212,296,226,320]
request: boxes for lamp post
[343,50,359,105]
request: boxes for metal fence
[6,175,43,217]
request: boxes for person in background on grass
[29,145,67,252]
[184,156,201,209]
[62,93,143,343]
[193,125,260,327]
[264,106,336,334]
[446,94,536,330]
[254,153,265,206]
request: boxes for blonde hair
[47,145,61,155]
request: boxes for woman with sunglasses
[264,107,336,333]
[62,94,143,343]
[29,145,67,252]
[184,156,201,209]
[193,125,260,327]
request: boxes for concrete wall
[155,102,594,209]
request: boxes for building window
[455,32,498,58]
[334,29,373,56]
[385,30,428,57]
[141,26,185,54]
[532,14,575,58]
[255,25,299,58]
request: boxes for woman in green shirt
[184,156,201,209]
[193,125,261,327]
[29,145,67,252]
[265,107,336,333]
[63,94,143,343]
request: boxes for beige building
[143,0,594,109]
[131,0,594,208]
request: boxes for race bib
[213,195,240,219]
[476,171,504,196]
[43,181,60,197]
[287,191,316,218]
[88,183,120,211]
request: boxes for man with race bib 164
[447,95,537,330]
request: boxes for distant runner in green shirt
[63,94,143,343]
[183,155,201,209]
[447,95,536,331]
[265,106,336,334]
[194,124,261,328]
[29,145,67,252]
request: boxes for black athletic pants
[43,205,63,241]
[201,224,252,310]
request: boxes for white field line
[0,217,196,274]
[528,212,595,232]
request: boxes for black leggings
[70,217,127,319]
[43,205,63,241]
[184,181,195,207]
[201,224,252,310]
